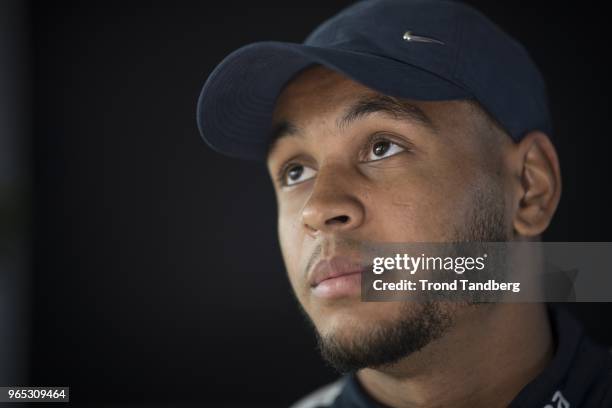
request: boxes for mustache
[303,237,366,278]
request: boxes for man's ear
[510,130,562,237]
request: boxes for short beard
[311,183,509,373]
[315,301,452,373]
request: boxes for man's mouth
[309,256,364,299]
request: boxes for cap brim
[196,41,471,161]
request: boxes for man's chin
[312,301,456,373]
[313,300,406,337]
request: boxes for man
[196,1,612,406]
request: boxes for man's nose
[301,166,365,235]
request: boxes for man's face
[266,65,515,372]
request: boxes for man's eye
[282,164,317,186]
[366,140,405,161]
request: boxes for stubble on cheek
[384,151,504,243]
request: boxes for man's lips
[309,256,365,288]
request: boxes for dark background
[21,0,612,406]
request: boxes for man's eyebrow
[337,93,436,131]
[267,120,300,157]
[267,93,435,157]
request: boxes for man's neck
[356,304,554,408]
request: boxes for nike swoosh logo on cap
[402,31,445,45]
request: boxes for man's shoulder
[289,377,347,408]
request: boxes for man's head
[196,0,562,373]
[265,65,560,372]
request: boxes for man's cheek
[386,176,465,233]
[278,218,305,292]
[383,191,445,239]
[278,222,295,271]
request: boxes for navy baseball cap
[196,0,552,161]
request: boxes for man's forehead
[282,64,355,92]
[273,65,367,119]
[267,64,509,161]
[271,64,455,136]
[272,64,461,126]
